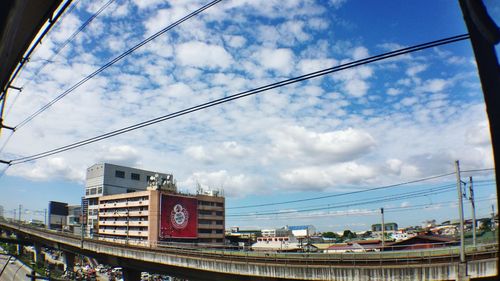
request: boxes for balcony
[197,233,224,239]
[197,205,223,211]
[99,200,149,209]
[99,220,148,227]
[98,229,148,237]
[198,214,223,220]
[197,224,224,230]
[98,210,148,217]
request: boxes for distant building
[371,222,398,232]
[48,201,68,230]
[226,227,262,246]
[287,225,316,238]
[84,163,173,233]
[261,227,290,237]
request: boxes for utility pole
[469,177,477,247]
[455,160,465,263]
[44,209,47,227]
[492,205,496,230]
[458,1,500,253]
[13,209,16,220]
[18,204,21,222]
[381,207,385,248]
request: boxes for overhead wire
[20,0,116,90]
[236,196,495,220]
[3,34,471,165]
[227,174,458,210]
[228,179,498,215]
[227,184,458,217]
[14,0,224,130]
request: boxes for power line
[227,184,458,217]
[3,34,471,165]
[20,0,116,90]
[227,173,457,210]
[228,179,496,214]
[235,196,494,220]
[14,0,223,130]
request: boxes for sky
[0,0,499,232]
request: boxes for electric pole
[381,207,385,248]
[18,204,21,222]
[469,177,477,246]
[455,160,465,263]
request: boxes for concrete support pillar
[16,244,21,256]
[63,251,75,274]
[457,263,470,281]
[122,267,141,281]
[33,243,43,267]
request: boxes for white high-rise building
[84,163,173,232]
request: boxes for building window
[131,173,140,181]
[97,186,103,194]
[115,170,125,178]
[215,220,223,225]
[215,211,223,216]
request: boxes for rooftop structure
[84,163,173,232]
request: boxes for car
[8,260,15,264]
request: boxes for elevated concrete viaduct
[0,221,497,281]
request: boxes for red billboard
[160,194,198,239]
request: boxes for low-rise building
[97,181,225,245]
[261,227,290,237]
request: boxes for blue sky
[0,0,498,232]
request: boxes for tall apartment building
[97,188,225,245]
[84,163,173,232]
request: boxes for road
[0,254,34,281]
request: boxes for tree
[342,229,357,240]
[322,232,339,239]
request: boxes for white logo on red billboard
[171,204,189,229]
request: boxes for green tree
[342,229,357,240]
[322,232,339,239]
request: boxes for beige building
[97,188,225,245]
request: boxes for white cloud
[8,157,84,182]
[268,126,376,164]
[406,64,428,77]
[178,170,254,197]
[254,48,294,74]
[280,162,376,190]
[416,78,449,93]
[298,58,338,74]
[176,41,233,69]
[387,88,402,96]
[465,121,491,146]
